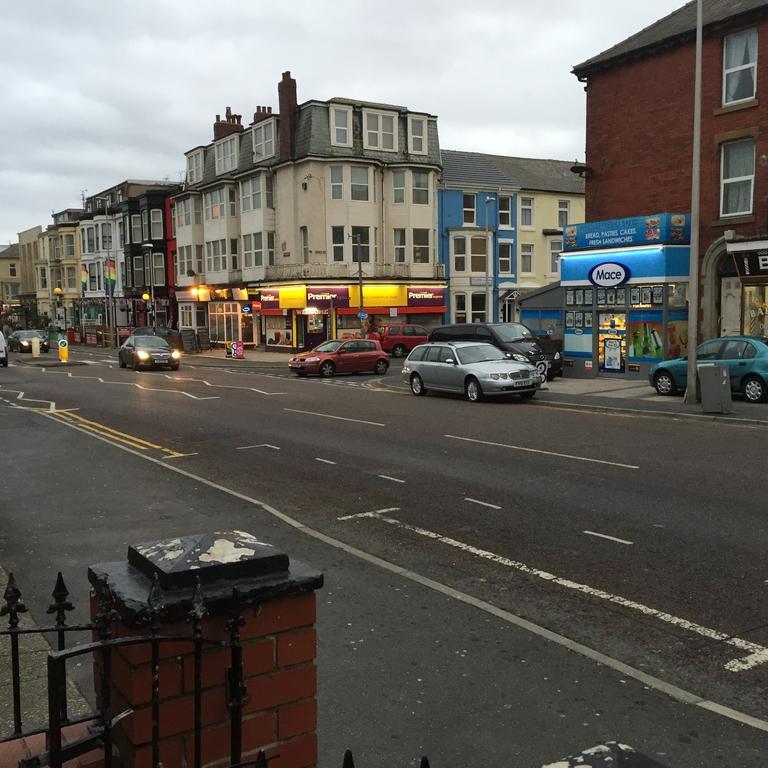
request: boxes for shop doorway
[299,312,328,350]
[208,302,241,347]
[598,311,627,374]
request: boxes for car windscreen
[490,323,536,343]
[18,331,41,339]
[313,341,342,353]
[455,345,507,365]
[135,337,170,349]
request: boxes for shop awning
[560,245,689,286]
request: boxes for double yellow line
[52,412,186,458]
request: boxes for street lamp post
[53,287,64,331]
[484,195,495,323]
[142,243,155,327]
[350,232,365,336]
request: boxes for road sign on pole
[357,311,368,320]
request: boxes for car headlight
[171,350,181,359]
[489,373,500,380]
[303,356,320,362]
[499,372,508,379]
[137,350,150,361]
[21,340,29,346]
[554,351,561,360]
[511,353,528,362]
[402,365,410,373]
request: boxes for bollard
[31,336,40,357]
[58,338,69,363]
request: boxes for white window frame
[205,238,227,272]
[330,166,343,200]
[392,170,405,203]
[452,235,466,273]
[240,177,262,212]
[548,239,563,274]
[720,138,755,217]
[330,105,352,147]
[723,29,758,106]
[454,292,467,323]
[412,229,430,264]
[407,115,427,154]
[363,109,398,152]
[499,196,512,228]
[558,200,570,229]
[520,197,534,229]
[150,209,163,240]
[205,188,226,220]
[520,243,534,275]
[351,226,370,263]
[300,226,309,263]
[214,135,238,175]
[331,226,345,262]
[394,229,406,263]
[471,292,487,324]
[351,166,369,201]
[469,235,488,274]
[186,151,203,184]
[252,120,275,160]
[498,242,512,274]
[463,193,476,225]
[412,171,429,205]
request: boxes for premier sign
[588,262,631,288]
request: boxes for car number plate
[514,379,531,387]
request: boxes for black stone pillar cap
[88,531,323,626]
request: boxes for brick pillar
[88,532,323,768]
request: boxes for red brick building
[573,0,768,340]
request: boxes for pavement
[3,347,768,766]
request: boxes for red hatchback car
[379,323,430,357]
[289,339,390,378]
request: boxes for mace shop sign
[589,262,631,288]
[564,213,690,252]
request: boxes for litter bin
[697,363,732,414]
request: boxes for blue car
[649,336,768,403]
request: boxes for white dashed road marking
[378,474,406,484]
[315,458,337,465]
[583,530,634,546]
[444,434,640,470]
[464,497,502,510]
[236,444,281,451]
[284,408,386,427]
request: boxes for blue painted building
[438,151,518,324]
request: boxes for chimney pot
[225,106,232,119]
[216,114,221,122]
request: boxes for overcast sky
[0,0,685,245]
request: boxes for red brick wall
[584,17,768,246]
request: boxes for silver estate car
[402,342,541,402]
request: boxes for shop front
[258,283,447,351]
[560,213,690,379]
[721,240,768,338]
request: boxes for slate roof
[573,0,768,76]
[0,243,20,260]
[440,150,517,189]
[441,150,584,195]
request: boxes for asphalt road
[2,349,768,766]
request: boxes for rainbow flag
[105,258,117,296]
[80,264,88,294]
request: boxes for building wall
[17,226,42,298]
[582,13,768,336]
[0,255,21,304]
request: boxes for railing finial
[1,572,28,629]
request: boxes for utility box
[697,363,732,414]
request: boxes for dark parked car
[119,335,181,370]
[8,330,50,353]
[378,323,430,357]
[132,326,183,351]
[428,323,561,379]
[289,339,389,377]
[649,335,768,403]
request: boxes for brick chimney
[278,71,297,161]
[253,105,273,124]
[213,106,244,141]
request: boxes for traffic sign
[357,311,368,320]
[58,339,68,349]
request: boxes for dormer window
[187,150,203,184]
[363,110,397,151]
[253,120,275,160]
[330,105,352,147]
[214,135,238,175]
[408,116,427,154]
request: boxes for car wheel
[410,373,426,396]
[519,390,536,399]
[392,344,407,358]
[320,361,335,378]
[653,370,677,396]
[465,376,483,402]
[743,375,767,403]
[374,359,389,375]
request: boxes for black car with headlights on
[8,330,50,353]
[119,335,181,370]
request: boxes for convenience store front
[560,214,690,379]
[258,283,446,351]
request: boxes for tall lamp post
[350,232,365,336]
[53,286,64,332]
[142,243,155,327]
[484,195,495,323]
